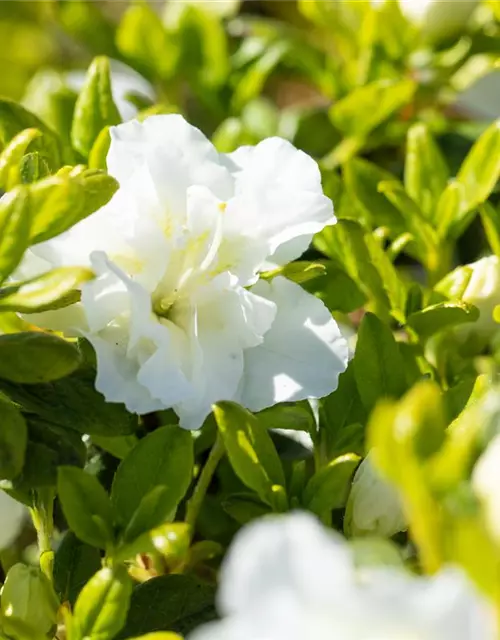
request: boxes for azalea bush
[1,0,500,638]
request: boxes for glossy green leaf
[344,158,406,233]
[53,532,102,606]
[29,169,118,245]
[57,467,114,549]
[329,78,414,137]
[116,3,177,81]
[1,564,59,638]
[15,417,86,489]
[407,301,479,339]
[479,202,500,258]
[301,261,366,314]
[0,332,81,384]
[70,566,132,640]
[378,181,439,271]
[0,367,137,436]
[302,453,360,515]
[0,396,27,480]
[214,401,286,509]
[436,180,467,238]
[321,362,367,458]
[0,128,41,190]
[0,99,62,170]
[116,575,215,639]
[111,426,193,541]
[353,312,407,413]
[0,267,93,313]
[315,220,390,318]
[457,119,500,214]
[405,123,449,220]
[71,57,121,158]
[0,188,30,285]
[20,152,51,185]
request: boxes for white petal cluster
[190,512,495,640]
[19,115,348,429]
[344,453,407,538]
[0,490,25,550]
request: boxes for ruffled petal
[240,277,348,412]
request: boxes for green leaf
[214,401,286,509]
[344,158,406,233]
[15,417,86,489]
[0,267,94,313]
[301,261,366,314]
[315,220,390,318]
[262,261,327,284]
[111,426,193,541]
[457,119,500,214]
[19,152,51,185]
[321,362,367,458]
[53,532,102,606]
[58,467,114,549]
[0,128,41,190]
[116,3,177,81]
[70,566,132,640]
[232,42,290,112]
[116,575,215,639]
[257,402,315,434]
[1,564,59,637]
[329,78,414,137]
[0,188,31,286]
[0,99,62,170]
[353,312,408,413]
[0,397,27,480]
[378,181,439,271]
[303,453,360,516]
[407,301,480,339]
[436,180,467,238]
[405,123,449,220]
[0,332,81,384]
[71,57,121,159]
[0,367,137,436]
[479,202,500,258]
[29,169,118,245]
[364,234,407,323]
[88,126,111,171]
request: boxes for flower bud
[0,564,59,637]
[374,0,479,43]
[438,255,500,341]
[344,454,407,538]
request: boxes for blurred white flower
[66,60,155,121]
[189,512,495,640]
[0,490,25,549]
[473,434,500,542]
[19,115,348,429]
[373,0,478,42]
[344,453,407,538]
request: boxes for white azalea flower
[344,453,407,538]
[473,434,500,543]
[66,60,155,121]
[373,0,478,42]
[0,490,26,549]
[19,115,348,429]
[189,512,495,640]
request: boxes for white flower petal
[0,491,26,549]
[224,138,335,259]
[218,512,353,617]
[240,277,348,412]
[108,115,234,201]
